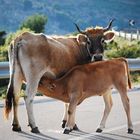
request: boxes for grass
[0,86,7,99]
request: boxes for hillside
[0,0,140,35]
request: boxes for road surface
[0,88,140,140]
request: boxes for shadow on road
[19,131,59,140]
[69,130,140,140]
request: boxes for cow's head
[75,19,115,61]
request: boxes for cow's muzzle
[92,54,103,61]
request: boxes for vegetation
[0,0,140,34]
[20,14,47,33]
[0,28,33,62]
[0,31,6,45]
[105,37,140,58]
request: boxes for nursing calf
[39,58,133,134]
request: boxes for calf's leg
[63,98,78,134]
[119,91,133,133]
[96,90,113,133]
[62,103,79,131]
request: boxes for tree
[20,14,47,33]
[0,31,6,45]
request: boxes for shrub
[105,38,140,58]
[20,14,47,33]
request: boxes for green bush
[130,72,140,85]
[0,28,33,62]
[20,14,47,33]
[0,45,8,61]
[0,31,6,45]
[105,38,140,58]
[106,45,140,58]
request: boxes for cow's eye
[87,40,91,45]
[101,38,105,44]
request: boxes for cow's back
[14,32,82,78]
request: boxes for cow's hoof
[31,127,40,133]
[128,128,133,134]
[96,128,103,133]
[61,120,67,128]
[73,124,79,131]
[12,126,22,132]
[12,124,22,132]
[63,128,72,134]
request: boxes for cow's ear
[104,31,115,42]
[77,34,87,45]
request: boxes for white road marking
[45,129,63,134]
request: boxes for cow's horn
[103,19,115,32]
[74,23,87,35]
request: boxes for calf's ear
[104,31,115,42]
[77,34,88,45]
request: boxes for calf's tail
[123,58,132,89]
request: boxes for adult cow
[4,20,115,133]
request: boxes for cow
[4,20,115,133]
[38,58,133,134]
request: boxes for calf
[39,58,133,134]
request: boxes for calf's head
[75,19,115,61]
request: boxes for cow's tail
[122,58,132,89]
[4,40,18,119]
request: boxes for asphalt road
[0,88,140,140]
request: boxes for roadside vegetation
[0,14,140,99]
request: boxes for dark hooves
[31,127,40,133]
[128,128,133,134]
[12,124,22,132]
[96,128,103,133]
[12,126,22,132]
[63,128,72,134]
[61,120,67,128]
[73,124,79,131]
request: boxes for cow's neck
[77,44,91,65]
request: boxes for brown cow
[4,20,115,133]
[39,58,133,134]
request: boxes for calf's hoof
[31,127,40,133]
[12,124,22,132]
[61,120,67,128]
[63,128,72,134]
[128,128,133,134]
[73,124,79,131]
[96,128,103,133]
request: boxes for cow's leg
[62,103,69,128]
[118,88,133,134]
[63,99,78,134]
[96,90,113,133]
[12,69,23,132]
[24,81,39,133]
[24,70,45,133]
